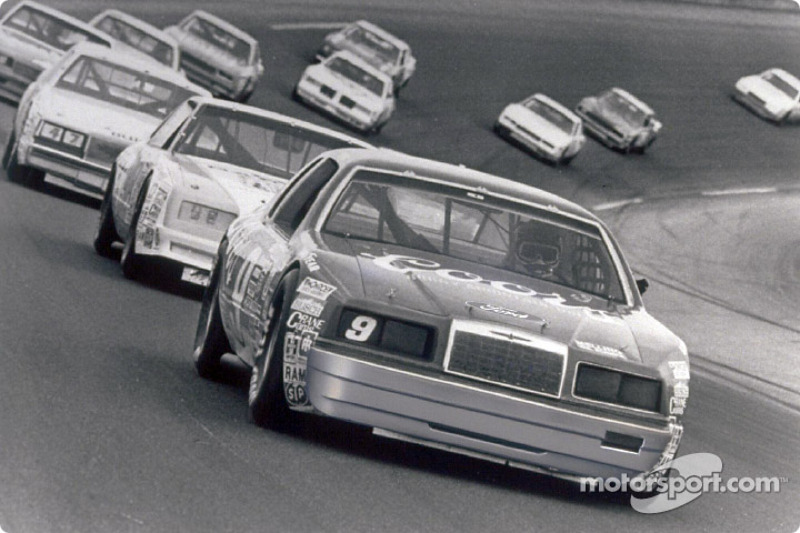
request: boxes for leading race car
[295,50,396,134]
[316,20,416,94]
[165,10,264,102]
[93,96,371,286]
[495,93,586,165]
[732,68,800,124]
[193,148,689,484]
[575,88,662,154]
[4,42,209,199]
[90,9,181,71]
[0,0,115,104]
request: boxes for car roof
[89,9,179,48]
[185,96,374,148]
[325,148,600,223]
[764,68,800,89]
[180,10,257,45]
[66,42,209,93]
[352,20,410,51]
[610,87,655,115]
[3,0,114,46]
[326,50,394,84]
[528,93,581,122]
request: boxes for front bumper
[306,347,677,480]
[24,143,110,199]
[495,116,567,163]
[732,89,785,122]
[296,82,379,132]
[135,221,218,273]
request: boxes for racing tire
[93,170,120,258]
[2,131,15,170]
[120,182,148,280]
[4,132,43,186]
[291,85,302,103]
[193,253,232,379]
[247,269,297,429]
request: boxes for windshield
[3,5,107,51]
[763,72,799,99]
[323,171,626,302]
[327,56,385,96]
[597,90,648,127]
[95,15,174,67]
[182,16,250,65]
[343,25,400,66]
[175,106,360,178]
[56,56,195,119]
[523,98,576,134]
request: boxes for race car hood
[172,154,285,215]
[738,75,796,111]
[0,26,62,67]
[504,104,574,147]
[36,88,160,143]
[307,63,385,109]
[166,27,250,74]
[341,242,680,366]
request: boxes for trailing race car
[295,50,395,134]
[0,0,114,104]
[316,20,416,94]
[165,10,263,102]
[93,96,371,286]
[90,9,181,71]
[193,148,689,484]
[3,42,208,199]
[575,88,661,154]
[732,68,800,124]
[495,93,586,165]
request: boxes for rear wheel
[248,269,297,429]
[193,252,232,379]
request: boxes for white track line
[270,22,348,31]
[592,198,642,211]
[700,186,778,197]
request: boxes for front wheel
[120,183,148,280]
[193,254,232,379]
[93,171,119,258]
[248,269,298,429]
[4,132,43,186]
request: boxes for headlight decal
[336,308,432,360]
[34,120,87,157]
[282,276,337,409]
[177,201,236,232]
[574,363,662,412]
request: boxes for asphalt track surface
[0,1,799,532]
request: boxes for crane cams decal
[669,379,690,415]
[282,277,335,408]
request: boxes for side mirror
[636,278,649,295]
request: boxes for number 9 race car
[193,148,689,484]
[93,96,371,286]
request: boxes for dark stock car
[193,148,689,483]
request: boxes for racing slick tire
[248,269,297,429]
[93,169,120,258]
[3,132,43,186]
[120,181,148,280]
[193,251,232,379]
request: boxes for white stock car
[316,20,416,94]
[495,93,586,165]
[93,96,371,286]
[733,68,800,124]
[90,9,181,71]
[3,42,208,199]
[0,0,114,104]
[294,50,395,134]
[575,88,662,154]
[165,10,264,102]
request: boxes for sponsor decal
[669,396,687,415]
[291,296,325,318]
[574,340,625,358]
[571,293,593,303]
[297,277,337,300]
[466,301,529,320]
[286,311,325,333]
[673,381,689,399]
[668,361,690,380]
[303,252,320,272]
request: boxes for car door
[219,157,341,365]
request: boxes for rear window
[4,5,107,51]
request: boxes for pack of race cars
[2,0,788,491]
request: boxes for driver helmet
[513,219,562,273]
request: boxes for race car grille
[340,96,356,109]
[180,52,216,75]
[444,321,566,398]
[12,61,42,81]
[746,92,766,107]
[320,85,336,99]
[85,138,127,167]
